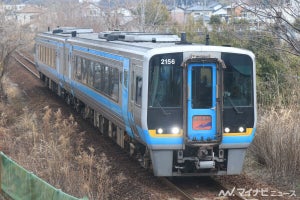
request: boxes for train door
[186,62,218,142]
[127,64,142,139]
[122,59,134,137]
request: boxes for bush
[250,107,300,186]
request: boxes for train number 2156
[161,58,176,65]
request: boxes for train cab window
[222,53,253,107]
[148,53,183,108]
[135,76,142,106]
[192,67,212,109]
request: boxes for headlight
[157,128,163,134]
[171,127,180,134]
[238,127,245,132]
[224,127,230,133]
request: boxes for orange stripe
[223,128,253,136]
[148,130,183,138]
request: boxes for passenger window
[71,56,120,102]
[124,70,128,88]
[88,61,94,86]
[135,76,142,106]
[103,66,109,94]
[111,67,119,101]
[93,62,101,90]
[82,58,89,84]
[76,57,82,81]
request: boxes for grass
[248,107,300,186]
[246,74,300,194]
[231,69,300,195]
[0,75,122,199]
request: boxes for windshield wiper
[157,101,171,115]
[225,95,243,114]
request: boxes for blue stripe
[71,81,122,117]
[73,45,133,136]
[37,38,64,47]
[38,63,59,77]
[73,46,125,62]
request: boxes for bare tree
[236,0,300,56]
[0,5,22,75]
[0,3,27,98]
[133,0,171,32]
[37,0,130,32]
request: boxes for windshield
[148,53,183,108]
[222,53,253,107]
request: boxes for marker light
[157,128,163,134]
[171,127,180,134]
[224,127,230,133]
[238,127,245,132]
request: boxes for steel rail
[160,176,249,200]
[13,52,39,78]
[160,178,195,200]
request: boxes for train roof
[36,27,255,58]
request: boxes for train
[34,27,256,176]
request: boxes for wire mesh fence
[0,152,87,200]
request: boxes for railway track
[12,50,254,200]
[13,51,39,78]
[160,176,250,200]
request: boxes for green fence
[0,152,87,200]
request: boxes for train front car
[145,46,256,176]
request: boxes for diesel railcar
[34,27,256,176]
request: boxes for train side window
[82,58,89,84]
[131,71,135,101]
[88,61,94,87]
[111,67,119,101]
[100,64,105,92]
[49,48,52,67]
[119,72,122,84]
[75,56,82,81]
[44,46,46,64]
[41,46,45,63]
[124,70,128,89]
[52,48,56,68]
[103,65,109,94]
[38,45,40,60]
[47,47,49,66]
[93,62,101,91]
[135,76,142,106]
[43,46,46,64]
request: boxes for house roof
[186,1,221,12]
[16,5,43,14]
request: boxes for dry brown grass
[251,73,300,194]
[0,75,126,199]
[248,107,300,189]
